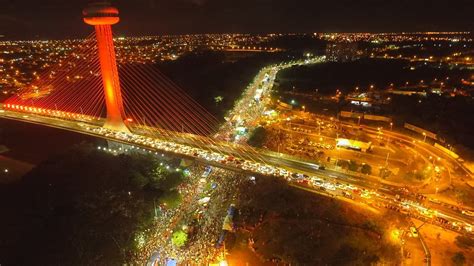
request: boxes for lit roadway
[0,107,472,237]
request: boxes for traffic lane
[3,111,471,228]
[292,180,472,236]
[276,156,473,225]
[361,126,465,173]
[323,118,466,175]
[262,153,400,188]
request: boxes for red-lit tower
[83,2,129,132]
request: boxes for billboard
[340,111,362,119]
[404,123,437,139]
[364,114,392,122]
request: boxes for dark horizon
[0,0,473,40]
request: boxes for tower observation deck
[83,2,129,132]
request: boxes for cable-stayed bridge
[1,5,472,246]
[0,2,325,176]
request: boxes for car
[464,224,472,232]
[323,183,336,191]
[342,191,354,199]
[409,227,418,238]
[428,198,441,204]
[462,210,474,217]
[291,173,301,180]
[436,217,449,224]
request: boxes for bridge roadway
[0,109,472,235]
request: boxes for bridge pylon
[83,2,130,133]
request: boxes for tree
[172,230,188,248]
[159,190,182,209]
[331,243,380,266]
[348,160,359,172]
[452,252,466,266]
[361,164,372,175]
[159,171,184,191]
[214,96,224,105]
[337,160,350,169]
[362,220,382,235]
[248,127,267,148]
[455,235,474,249]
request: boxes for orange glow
[83,3,129,132]
[84,17,119,26]
[83,3,119,26]
[93,24,129,132]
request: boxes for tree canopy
[172,230,188,248]
[0,143,185,265]
[247,127,267,148]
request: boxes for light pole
[422,132,427,142]
[388,122,393,143]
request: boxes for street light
[358,116,361,126]
[422,132,427,142]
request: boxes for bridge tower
[83,2,129,133]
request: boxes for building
[326,42,359,62]
[336,138,372,152]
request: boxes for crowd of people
[136,163,246,265]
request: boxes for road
[0,107,472,237]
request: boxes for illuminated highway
[0,105,472,238]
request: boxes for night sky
[0,0,473,39]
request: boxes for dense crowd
[138,164,246,265]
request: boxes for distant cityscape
[2,32,472,99]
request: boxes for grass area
[276,58,471,95]
[412,221,474,266]
[228,175,401,265]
